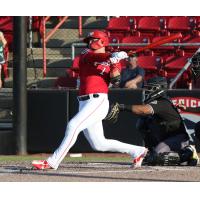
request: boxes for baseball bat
[128,33,182,55]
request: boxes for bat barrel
[128,33,182,56]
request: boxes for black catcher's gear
[144,76,168,103]
[143,145,199,166]
[191,52,200,80]
[142,151,181,166]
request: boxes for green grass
[0,155,130,163]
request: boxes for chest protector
[137,97,192,147]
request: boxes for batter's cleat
[32,160,52,170]
[132,148,148,168]
[187,145,199,166]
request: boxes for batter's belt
[77,94,99,101]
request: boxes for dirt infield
[0,153,200,182]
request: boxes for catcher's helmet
[144,76,168,103]
[191,52,200,80]
[83,30,109,50]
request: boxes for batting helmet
[83,30,109,50]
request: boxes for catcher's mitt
[104,102,120,124]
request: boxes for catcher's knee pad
[158,152,181,166]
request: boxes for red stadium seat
[120,36,150,51]
[160,16,172,23]
[167,17,196,34]
[137,16,166,36]
[165,55,190,70]
[137,55,163,70]
[108,32,125,42]
[106,17,134,36]
[131,16,143,25]
[164,55,192,88]
[151,35,179,54]
[137,55,163,80]
[126,16,143,31]
[182,36,200,53]
[107,35,122,51]
[196,16,200,30]
[108,34,124,46]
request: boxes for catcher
[105,76,199,166]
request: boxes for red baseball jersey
[78,49,121,95]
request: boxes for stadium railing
[42,16,69,77]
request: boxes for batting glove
[109,57,120,64]
[111,51,128,60]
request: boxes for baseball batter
[32,30,147,170]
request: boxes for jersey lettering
[95,61,110,75]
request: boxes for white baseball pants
[47,93,145,169]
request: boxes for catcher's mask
[144,76,168,103]
[83,30,109,50]
[191,52,200,80]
